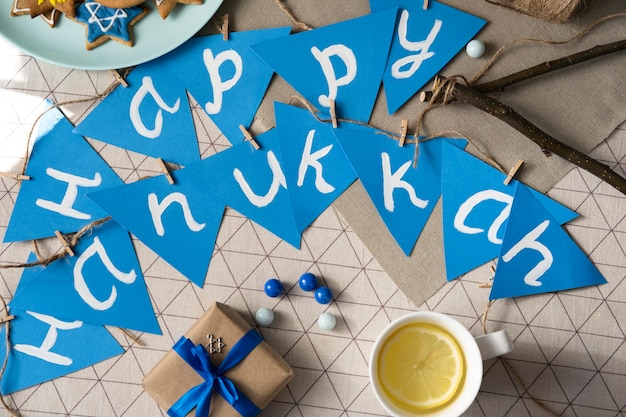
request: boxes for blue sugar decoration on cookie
[74,0,144,44]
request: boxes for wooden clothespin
[109,69,128,88]
[0,172,30,181]
[55,230,75,257]
[0,314,15,324]
[478,264,497,288]
[222,14,230,41]
[0,294,15,325]
[239,125,260,150]
[503,159,524,185]
[157,158,175,184]
[423,0,429,9]
[399,118,409,147]
[329,99,338,128]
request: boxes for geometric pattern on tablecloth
[1,38,626,417]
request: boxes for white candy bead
[255,307,274,326]
[466,39,485,58]
[317,312,337,331]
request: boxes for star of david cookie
[29,0,75,19]
[11,0,60,27]
[72,0,148,50]
[154,0,202,20]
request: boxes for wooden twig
[420,39,626,102]
[432,76,626,195]
[473,40,626,93]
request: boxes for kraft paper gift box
[142,302,293,417]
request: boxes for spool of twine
[502,0,589,23]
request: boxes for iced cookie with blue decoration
[73,0,148,50]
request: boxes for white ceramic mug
[369,311,513,417]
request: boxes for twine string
[412,13,626,175]
[413,75,465,167]
[287,91,505,173]
[411,75,504,171]
[424,130,506,173]
[0,77,129,417]
[273,0,314,31]
[19,79,122,181]
[283,14,624,174]
[118,328,144,347]
[0,7,619,417]
[484,0,587,23]
[0,217,112,270]
[4,77,121,270]
[287,95,432,157]
[469,12,626,85]
[0,216,118,416]
[287,95,391,134]
[481,299,559,416]
[32,240,44,263]
[0,294,20,417]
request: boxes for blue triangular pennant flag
[335,124,466,255]
[4,105,124,243]
[10,220,161,334]
[0,309,124,395]
[490,183,607,299]
[0,254,124,395]
[73,59,200,166]
[87,170,225,287]
[14,253,44,298]
[274,102,357,232]
[162,27,291,145]
[441,143,578,280]
[251,8,398,122]
[370,0,486,114]
[184,129,301,248]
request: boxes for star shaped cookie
[154,0,202,20]
[72,0,148,50]
[29,0,75,19]
[12,0,60,27]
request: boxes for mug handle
[474,330,513,360]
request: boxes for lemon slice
[378,323,465,411]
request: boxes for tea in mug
[376,322,467,414]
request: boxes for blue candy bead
[264,278,283,297]
[314,286,333,304]
[298,272,318,291]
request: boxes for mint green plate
[0,0,223,70]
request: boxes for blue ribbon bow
[167,329,263,417]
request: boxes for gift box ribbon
[168,329,263,417]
